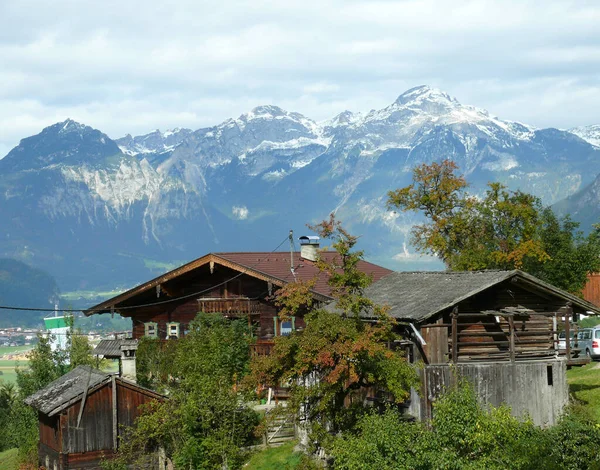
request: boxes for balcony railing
[250,339,274,357]
[197,298,262,316]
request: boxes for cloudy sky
[1,0,599,156]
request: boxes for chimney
[299,236,320,262]
[120,339,138,383]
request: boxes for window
[167,322,180,339]
[144,322,158,338]
[275,317,295,336]
[595,330,600,339]
[281,319,293,336]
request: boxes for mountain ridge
[1,85,599,297]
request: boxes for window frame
[167,321,180,339]
[274,316,296,337]
[144,321,158,338]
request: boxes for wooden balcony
[250,339,274,357]
[197,298,262,316]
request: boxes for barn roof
[24,365,164,416]
[93,339,137,358]
[338,269,600,323]
[24,366,110,416]
[85,251,392,315]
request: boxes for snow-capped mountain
[570,125,600,148]
[1,85,599,294]
[116,128,192,156]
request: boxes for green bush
[331,380,600,470]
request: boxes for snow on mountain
[569,125,600,148]
[1,87,600,292]
[116,128,192,156]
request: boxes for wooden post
[565,303,572,363]
[451,307,458,363]
[507,314,515,363]
[112,375,118,451]
[553,314,558,355]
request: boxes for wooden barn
[85,246,391,357]
[24,366,165,470]
[356,269,600,426]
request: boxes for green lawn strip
[245,441,304,470]
[0,448,19,470]
[0,346,32,356]
[566,362,600,421]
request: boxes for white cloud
[1,0,600,153]
[232,206,249,220]
[393,242,439,263]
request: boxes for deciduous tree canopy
[388,160,600,294]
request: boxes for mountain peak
[246,105,287,119]
[54,119,90,135]
[394,85,458,107]
[0,120,119,172]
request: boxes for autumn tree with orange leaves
[387,160,549,270]
[248,215,418,450]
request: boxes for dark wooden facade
[36,377,163,470]
[417,280,590,366]
[86,252,391,357]
[124,266,306,356]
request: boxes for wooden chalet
[85,249,392,357]
[355,269,600,426]
[24,365,165,470]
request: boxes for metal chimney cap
[299,235,320,245]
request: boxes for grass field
[0,345,32,385]
[566,362,600,421]
[0,345,31,356]
[0,448,18,470]
[245,442,307,469]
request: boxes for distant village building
[24,365,165,470]
[43,316,70,352]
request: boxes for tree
[248,216,418,450]
[388,160,600,294]
[523,209,600,294]
[387,160,471,266]
[114,313,258,469]
[0,381,17,451]
[388,160,548,270]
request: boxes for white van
[590,326,600,360]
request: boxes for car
[589,326,600,360]
[576,328,594,359]
[558,330,575,351]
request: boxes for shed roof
[85,251,392,315]
[342,269,600,323]
[24,366,110,416]
[93,339,137,358]
[24,365,164,416]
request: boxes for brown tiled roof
[216,252,392,298]
[84,251,392,315]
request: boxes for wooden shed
[24,365,165,470]
[356,269,600,426]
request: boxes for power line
[0,235,291,314]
